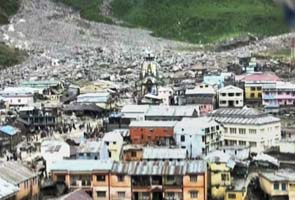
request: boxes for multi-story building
[122,144,143,161]
[50,160,208,200]
[0,87,36,107]
[129,120,177,145]
[174,117,223,158]
[102,131,124,161]
[262,81,295,109]
[236,72,280,105]
[0,162,40,200]
[218,85,243,108]
[259,169,295,200]
[209,107,281,153]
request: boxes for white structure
[102,130,124,161]
[157,86,173,105]
[76,140,109,160]
[121,105,149,121]
[218,85,243,108]
[174,117,222,158]
[41,140,70,173]
[279,140,295,154]
[0,87,37,107]
[210,107,281,153]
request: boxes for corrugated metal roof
[49,160,113,172]
[209,107,280,125]
[0,126,19,136]
[77,92,110,103]
[145,105,197,117]
[0,162,38,185]
[112,160,206,175]
[0,177,19,199]
[77,140,105,153]
[129,120,177,128]
[143,147,186,160]
[260,169,295,182]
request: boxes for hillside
[0,0,19,24]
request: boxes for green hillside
[111,0,289,43]
[0,0,19,24]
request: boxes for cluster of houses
[0,55,295,200]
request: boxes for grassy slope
[54,0,113,23]
[0,0,26,69]
[111,0,289,43]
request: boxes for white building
[218,85,243,108]
[102,130,124,161]
[209,107,281,153]
[174,117,223,158]
[157,86,173,105]
[0,87,37,107]
[121,104,149,121]
[41,139,70,173]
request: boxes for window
[228,193,236,199]
[117,175,125,182]
[113,141,117,145]
[18,99,21,103]
[239,128,246,134]
[118,192,125,199]
[251,87,256,91]
[239,141,246,146]
[190,175,198,182]
[221,174,229,181]
[274,182,279,190]
[96,175,105,182]
[97,191,106,197]
[236,93,241,96]
[181,135,185,142]
[86,153,91,157]
[251,93,255,98]
[282,183,287,191]
[131,151,137,157]
[249,129,256,134]
[249,142,257,147]
[230,128,236,134]
[224,128,228,133]
[105,141,109,146]
[190,191,198,198]
[228,93,234,97]
[220,100,227,104]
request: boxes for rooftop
[49,160,113,172]
[237,72,280,82]
[129,120,177,128]
[143,147,186,160]
[185,84,216,95]
[41,140,69,154]
[0,177,19,199]
[209,107,280,125]
[77,92,110,103]
[103,131,124,143]
[0,125,19,136]
[77,140,105,153]
[145,105,198,117]
[121,104,150,113]
[0,162,38,185]
[260,169,295,182]
[112,160,206,175]
[0,87,38,96]
[218,85,243,93]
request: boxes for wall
[183,173,207,200]
[16,177,39,200]
[110,174,132,200]
[259,176,289,197]
[224,191,245,200]
[122,149,143,161]
[5,96,34,107]
[130,127,174,144]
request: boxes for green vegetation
[111,0,288,43]
[54,0,113,23]
[0,43,27,69]
[0,0,19,24]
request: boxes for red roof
[239,72,280,82]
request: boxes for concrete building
[76,140,109,160]
[121,104,149,122]
[102,131,124,161]
[129,121,177,145]
[218,85,243,108]
[209,107,281,153]
[262,81,295,109]
[0,87,36,107]
[174,117,223,158]
[41,139,70,173]
[236,72,280,105]
[259,169,295,200]
[157,86,174,105]
[0,162,39,200]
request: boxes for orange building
[122,144,143,161]
[129,121,177,145]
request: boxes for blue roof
[49,160,113,172]
[0,126,18,136]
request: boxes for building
[236,72,280,105]
[0,87,36,107]
[121,104,150,122]
[102,131,124,161]
[18,106,60,130]
[50,160,208,200]
[0,125,21,154]
[157,86,174,105]
[122,144,143,161]
[225,178,247,200]
[50,160,113,200]
[138,53,160,97]
[203,75,225,89]
[129,121,177,145]
[0,162,39,200]
[144,105,199,121]
[259,169,295,200]
[112,160,208,200]
[41,139,70,173]
[218,85,244,108]
[77,92,111,109]
[185,84,216,114]
[0,177,19,200]
[262,81,295,109]
[76,140,109,160]
[209,107,281,153]
[174,117,223,158]
[142,146,187,161]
